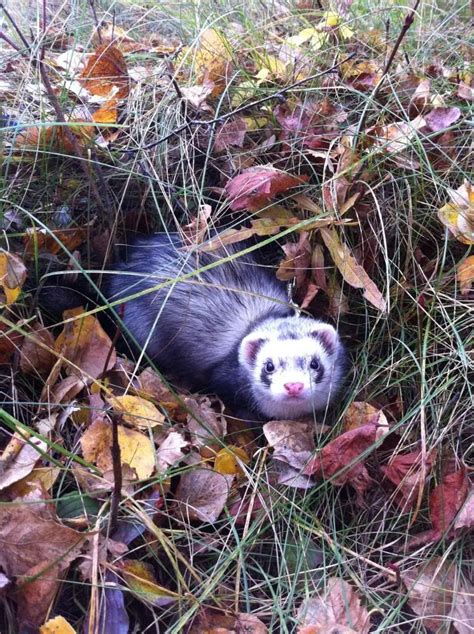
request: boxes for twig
[353,0,421,149]
[109,414,122,534]
[88,0,102,43]
[0,29,21,52]
[124,54,355,153]
[0,4,31,50]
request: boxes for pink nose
[284,382,304,396]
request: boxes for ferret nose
[284,382,304,396]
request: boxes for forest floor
[0,0,472,632]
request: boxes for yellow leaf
[40,615,76,634]
[107,394,165,429]
[118,426,155,480]
[122,560,180,606]
[320,227,387,312]
[194,28,232,96]
[92,97,118,124]
[438,181,474,245]
[255,55,287,83]
[0,251,27,305]
[457,256,474,295]
[214,445,250,475]
[320,11,353,38]
[286,27,317,47]
[343,402,388,433]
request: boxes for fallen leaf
[0,251,27,305]
[155,430,188,473]
[225,167,308,211]
[214,445,250,476]
[438,180,474,244]
[401,558,474,633]
[297,577,370,633]
[23,227,88,256]
[20,322,56,376]
[320,227,387,312]
[342,401,389,432]
[107,394,165,429]
[0,433,47,491]
[121,560,179,607]
[342,59,383,91]
[381,449,437,509]
[213,117,247,153]
[174,468,233,523]
[80,44,129,98]
[81,418,155,480]
[40,615,76,633]
[406,467,471,549]
[93,23,143,53]
[92,97,119,124]
[14,123,95,154]
[304,423,384,504]
[263,420,316,470]
[424,106,461,132]
[194,28,232,97]
[255,55,288,83]
[276,232,312,286]
[55,306,116,380]
[0,492,85,629]
[180,82,215,109]
[275,99,346,151]
[182,204,212,246]
[185,395,227,449]
[0,319,23,364]
[189,609,268,633]
[453,247,474,297]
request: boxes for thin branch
[353,0,421,149]
[125,53,355,153]
[0,29,21,51]
[0,4,31,50]
[109,414,122,534]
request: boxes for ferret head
[238,317,343,420]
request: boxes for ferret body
[101,234,344,421]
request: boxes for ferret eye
[265,361,275,373]
[310,358,320,371]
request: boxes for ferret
[99,234,345,421]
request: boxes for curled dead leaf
[438,181,474,244]
[174,467,233,523]
[457,256,474,295]
[80,44,129,99]
[0,251,27,305]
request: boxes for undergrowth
[0,0,472,632]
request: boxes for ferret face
[239,317,343,420]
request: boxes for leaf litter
[0,1,472,631]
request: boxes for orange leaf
[92,97,118,124]
[80,44,129,99]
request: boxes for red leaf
[303,423,380,505]
[424,107,461,132]
[213,117,247,153]
[225,167,308,211]
[430,467,469,533]
[381,449,436,509]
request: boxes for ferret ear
[311,324,338,355]
[239,335,266,367]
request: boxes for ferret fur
[101,234,344,421]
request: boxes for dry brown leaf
[8,466,59,498]
[107,394,165,429]
[23,227,88,256]
[20,322,56,376]
[320,226,387,312]
[276,232,312,286]
[80,44,129,98]
[174,467,233,523]
[185,396,227,449]
[155,430,188,473]
[264,420,316,471]
[214,117,247,153]
[0,433,47,491]
[438,180,474,244]
[55,306,116,380]
[225,167,308,212]
[0,251,27,305]
[297,577,370,633]
[457,256,474,295]
[182,204,212,246]
[401,558,474,633]
[0,492,85,629]
[0,320,23,364]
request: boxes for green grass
[0,0,473,631]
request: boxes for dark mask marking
[260,367,272,388]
